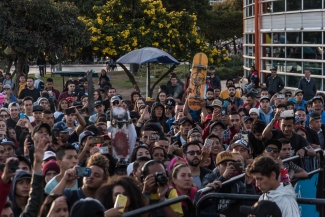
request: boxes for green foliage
[0,0,90,63]
[215,66,243,79]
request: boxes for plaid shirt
[223,129,230,141]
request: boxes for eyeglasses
[0,115,8,118]
[190,134,201,139]
[185,150,202,156]
[285,94,292,97]
[265,147,279,153]
[113,101,119,105]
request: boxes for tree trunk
[149,64,176,97]
[14,53,27,96]
[117,63,141,93]
[5,57,13,73]
[233,37,237,55]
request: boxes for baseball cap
[43,151,56,161]
[79,130,95,144]
[8,102,20,111]
[130,111,140,119]
[187,127,202,139]
[216,151,235,165]
[14,170,32,182]
[240,200,282,217]
[3,84,11,89]
[179,117,193,125]
[110,95,121,103]
[287,97,297,104]
[94,100,103,107]
[32,123,52,136]
[33,105,44,112]
[73,101,83,108]
[211,99,222,108]
[165,98,176,107]
[230,139,250,151]
[259,96,270,102]
[0,138,14,146]
[70,198,106,217]
[294,115,303,124]
[311,96,323,104]
[310,113,321,121]
[243,116,254,123]
[209,121,226,132]
[203,114,212,125]
[171,120,179,126]
[270,67,277,71]
[294,89,304,96]
[53,121,69,133]
[265,139,282,150]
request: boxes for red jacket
[202,123,239,144]
[242,101,260,110]
[0,172,12,213]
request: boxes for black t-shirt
[19,88,40,102]
[248,132,266,157]
[271,129,308,155]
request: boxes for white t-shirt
[45,175,78,194]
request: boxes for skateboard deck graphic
[110,106,131,167]
[188,53,208,111]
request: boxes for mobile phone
[75,167,91,177]
[277,94,285,99]
[65,108,75,115]
[91,136,104,143]
[231,162,244,172]
[19,113,25,119]
[7,158,19,173]
[224,100,229,107]
[204,139,213,148]
[221,106,228,116]
[149,132,160,141]
[27,136,34,146]
[99,146,109,154]
[52,129,59,144]
[280,110,294,118]
[114,194,127,213]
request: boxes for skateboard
[110,106,132,167]
[188,53,208,111]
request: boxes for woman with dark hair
[98,69,111,88]
[15,131,31,156]
[54,99,68,122]
[7,127,18,149]
[130,91,141,110]
[238,108,249,117]
[150,146,167,162]
[38,194,69,217]
[96,176,146,216]
[156,91,167,105]
[130,146,151,162]
[94,90,102,101]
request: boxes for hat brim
[1,141,14,146]
[244,118,254,123]
[230,143,249,151]
[43,156,56,161]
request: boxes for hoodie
[9,170,32,217]
[259,183,300,217]
[258,106,274,125]
[149,102,169,133]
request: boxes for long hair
[57,99,68,112]
[96,176,145,211]
[38,194,69,217]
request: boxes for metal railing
[195,193,325,217]
[123,195,194,217]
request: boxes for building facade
[243,0,325,90]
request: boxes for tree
[82,0,229,96]
[201,0,243,46]
[0,0,90,89]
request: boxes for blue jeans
[246,83,253,93]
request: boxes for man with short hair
[309,113,325,149]
[242,92,259,110]
[266,68,284,97]
[187,127,203,143]
[205,88,214,105]
[247,156,300,217]
[226,85,243,109]
[58,82,75,101]
[18,78,40,102]
[183,141,211,189]
[258,96,274,124]
[172,117,193,147]
[22,97,34,122]
[248,119,267,157]
[298,69,317,101]
[42,110,55,128]
[260,87,269,97]
[6,103,20,129]
[294,89,307,111]
[18,75,27,96]
[213,87,223,101]
[209,66,221,89]
[3,84,17,103]
[51,153,109,208]
[246,66,259,93]
[306,96,325,126]
[1,201,14,217]
[169,74,184,101]
[89,100,105,123]
[45,144,79,194]
[31,105,44,126]
[1,138,15,161]
[107,87,116,98]
[45,78,60,99]
[220,79,241,99]
[166,102,184,130]
[37,98,50,110]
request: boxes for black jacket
[266,75,284,96]
[149,102,169,133]
[199,167,212,183]
[298,77,317,101]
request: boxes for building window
[287,0,302,11]
[286,32,301,44]
[304,0,322,10]
[304,32,322,44]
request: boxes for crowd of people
[0,65,322,217]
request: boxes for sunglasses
[265,147,279,153]
[285,94,292,97]
[185,150,202,156]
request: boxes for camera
[153,172,168,185]
[7,159,19,173]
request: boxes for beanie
[249,108,260,116]
[42,160,60,176]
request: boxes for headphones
[140,160,165,183]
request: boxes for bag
[38,80,44,91]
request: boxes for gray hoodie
[259,183,300,217]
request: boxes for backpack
[38,80,44,91]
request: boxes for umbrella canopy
[116,47,180,65]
